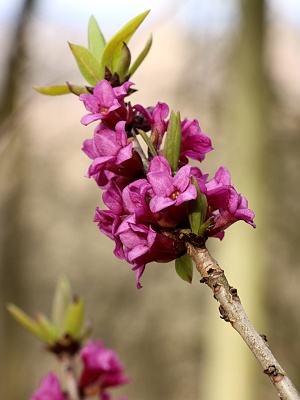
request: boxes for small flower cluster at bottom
[30,340,129,400]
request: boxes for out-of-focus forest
[1,0,300,399]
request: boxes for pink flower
[133,102,169,150]
[80,80,133,126]
[115,215,185,288]
[79,340,130,396]
[204,167,256,238]
[147,156,197,213]
[180,118,213,163]
[30,373,67,400]
[93,208,124,259]
[121,179,154,224]
[83,121,133,187]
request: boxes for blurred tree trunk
[203,0,270,399]
[0,0,37,398]
[0,0,36,127]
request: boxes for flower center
[171,190,180,200]
[100,106,109,114]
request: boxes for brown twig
[186,244,300,400]
[60,353,80,400]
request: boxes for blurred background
[1,0,300,399]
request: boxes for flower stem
[131,132,149,172]
[186,244,300,400]
[60,353,80,400]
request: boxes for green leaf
[129,34,153,77]
[163,110,182,174]
[7,303,46,341]
[88,16,106,61]
[137,129,157,158]
[198,218,214,237]
[33,85,71,96]
[66,83,90,96]
[69,43,104,85]
[51,276,72,333]
[175,254,193,283]
[63,297,85,338]
[115,42,131,83]
[187,177,208,235]
[101,10,150,74]
[36,313,59,345]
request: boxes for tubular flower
[147,156,197,213]
[115,215,185,288]
[204,166,256,238]
[80,80,133,127]
[180,118,213,164]
[79,340,130,397]
[30,373,67,400]
[82,121,134,188]
[134,102,169,150]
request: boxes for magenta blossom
[94,208,124,259]
[80,80,133,126]
[121,179,155,225]
[79,340,130,396]
[147,156,197,213]
[84,121,132,164]
[82,121,134,188]
[115,215,185,288]
[204,167,256,238]
[30,373,67,400]
[134,102,169,150]
[102,178,126,216]
[180,118,213,164]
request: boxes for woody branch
[187,244,300,400]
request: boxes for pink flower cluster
[80,80,255,288]
[30,340,129,400]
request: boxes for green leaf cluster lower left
[7,276,91,355]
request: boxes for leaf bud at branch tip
[7,276,90,355]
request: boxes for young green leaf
[198,218,214,237]
[101,10,150,74]
[7,303,46,341]
[175,254,193,283]
[88,16,106,61]
[51,275,72,332]
[137,129,157,158]
[36,313,59,345]
[69,43,104,86]
[66,83,90,96]
[115,42,131,83]
[128,34,153,78]
[33,85,71,96]
[163,110,182,174]
[187,177,208,235]
[63,297,85,338]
